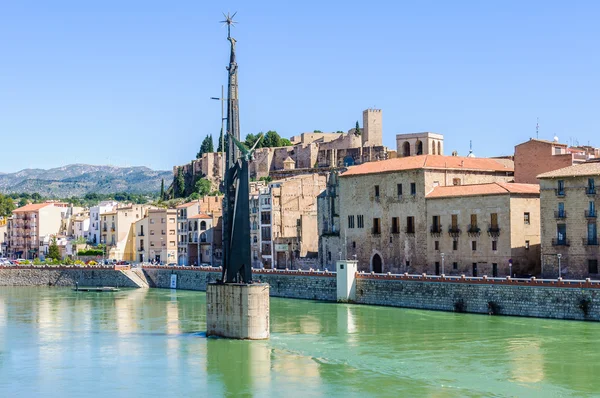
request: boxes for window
[558,202,565,218]
[391,217,400,234]
[453,240,458,250]
[472,263,478,277]
[453,262,458,270]
[161,218,165,223]
[261,212,271,224]
[451,214,458,229]
[352,241,356,248]
[431,215,441,233]
[170,241,175,247]
[397,184,403,198]
[348,215,355,229]
[470,214,478,230]
[472,241,477,251]
[357,215,364,228]
[327,251,331,261]
[588,178,596,194]
[200,221,207,230]
[492,240,497,251]
[434,241,439,250]
[490,213,498,230]
[372,218,381,235]
[435,262,440,275]
[525,240,530,249]
[374,185,380,198]
[406,260,410,269]
[524,212,530,225]
[557,180,565,195]
[589,260,599,274]
[452,178,461,186]
[410,183,416,196]
[169,218,175,223]
[150,219,155,224]
[253,236,258,243]
[406,216,415,234]
[588,223,597,245]
[556,223,567,245]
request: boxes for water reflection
[508,338,544,384]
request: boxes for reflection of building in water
[206,340,271,395]
[115,289,149,335]
[337,306,358,346]
[166,300,180,335]
[508,338,544,383]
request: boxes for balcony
[585,210,597,219]
[430,225,442,236]
[448,226,461,237]
[467,224,481,236]
[139,232,145,236]
[555,189,566,197]
[138,247,145,251]
[583,238,599,246]
[586,187,596,196]
[103,227,107,232]
[487,226,501,238]
[554,211,567,219]
[552,238,570,246]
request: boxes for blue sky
[1,0,599,172]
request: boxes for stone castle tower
[362,109,382,147]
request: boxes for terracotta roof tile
[426,182,539,199]
[188,213,212,219]
[13,203,53,212]
[176,202,198,209]
[537,162,600,179]
[341,155,513,177]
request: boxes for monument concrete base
[206,283,270,340]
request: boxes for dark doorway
[372,254,383,273]
[492,263,498,277]
[435,262,440,275]
[403,142,410,157]
[416,140,423,155]
[472,263,478,277]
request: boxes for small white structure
[336,260,358,302]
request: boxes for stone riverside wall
[0,266,139,288]
[355,276,600,321]
[142,267,337,301]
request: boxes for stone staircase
[120,268,150,288]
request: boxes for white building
[89,201,118,244]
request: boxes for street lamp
[557,253,562,279]
[441,253,445,275]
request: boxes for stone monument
[206,12,270,340]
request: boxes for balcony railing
[138,247,145,252]
[430,225,442,236]
[467,224,481,236]
[583,238,599,246]
[552,238,570,246]
[554,211,567,219]
[555,189,566,197]
[586,187,596,196]
[448,226,461,237]
[585,210,597,219]
[487,226,501,238]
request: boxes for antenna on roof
[536,117,539,139]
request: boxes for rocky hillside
[0,164,172,197]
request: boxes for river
[0,287,598,397]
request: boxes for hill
[0,164,172,197]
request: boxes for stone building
[425,183,540,277]
[257,173,327,269]
[319,155,516,272]
[396,132,444,157]
[186,213,216,266]
[134,208,177,264]
[172,109,388,192]
[317,172,341,270]
[538,162,600,279]
[514,138,572,184]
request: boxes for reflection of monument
[206,13,270,340]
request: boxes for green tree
[176,169,186,198]
[48,236,60,261]
[354,121,361,136]
[280,138,292,146]
[0,194,16,218]
[195,178,211,197]
[31,193,42,203]
[160,179,165,201]
[197,134,215,158]
[244,133,264,149]
[263,131,282,148]
[217,129,229,152]
[18,198,28,208]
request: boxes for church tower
[362,109,382,147]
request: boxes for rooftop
[176,201,198,209]
[515,138,568,147]
[13,203,53,213]
[341,155,514,177]
[537,162,600,179]
[426,182,539,199]
[188,213,212,219]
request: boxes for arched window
[200,232,207,243]
[200,221,206,231]
[403,141,410,157]
[416,140,423,155]
[253,236,258,243]
[438,141,441,155]
[432,140,436,155]
[372,253,383,273]
[252,221,258,230]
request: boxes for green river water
[0,287,599,397]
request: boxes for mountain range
[0,164,173,197]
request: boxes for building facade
[538,162,600,279]
[100,204,151,261]
[319,155,517,273]
[89,201,118,245]
[135,208,177,264]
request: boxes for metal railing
[585,210,597,218]
[552,238,570,246]
[554,210,567,219]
